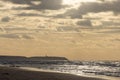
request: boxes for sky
[0,0,120,60]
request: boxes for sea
[0,61,120,80]
[19,61,120,80]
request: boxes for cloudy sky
[0,0,120,60]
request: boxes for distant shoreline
[0,66,105,80]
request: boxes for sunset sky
[0,0,120,60]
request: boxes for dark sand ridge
[0,67,106,80]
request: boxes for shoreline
[0,66,105,80]
[19,67,120,80]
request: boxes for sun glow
[62,0,97,5]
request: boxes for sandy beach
[0,66,105,80]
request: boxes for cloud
[5,0,35,4]
[22,34,34,39]
[5,0,65,10]
[4,27,28,31]
[54,9,82,19]
[30,0,64,10]
[16,12,51,18]
[77,0,120,14]
[0,33,34,39]
[114,38,120,42]
[101,20,120,27]
[0,34,20,39]
[97,29,120,33]
[56,26,78,32]
[76,20,92,27]
[56,0,120,19]
[16,13,43,16]
[1,16,11,22]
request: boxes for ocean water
[0,61,120,80]
[20,65,120,80]
[19,61,120,80]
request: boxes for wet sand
[0,67,105,80]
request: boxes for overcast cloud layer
[0,0,120,60]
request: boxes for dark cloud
[77,20,92,27]
[56,0,120,19]
[0,4,4,7]
[114,38,120,42]
[1,16,11,22]
[29,0,64,10]
[16,12,53,18]
[54,9,82,19]
[77,0,120,14]
[0,34,20,39]
[5,0,64,10]
[101,20,120,26]
[0,28,4,32]
[5,0,38,4]
[56,26,77,32]
[22,34,34,39]
[4,27,28,31]
[16,13,43,17]
[4,0,120,20]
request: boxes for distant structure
[0,56,69,66]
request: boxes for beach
[0,67,105,80]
